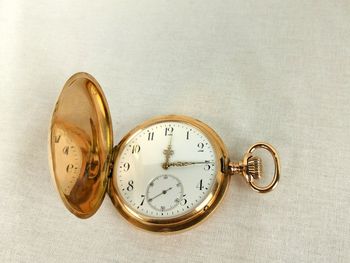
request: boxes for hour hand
[167,161,214,167]
[162,136,174,170]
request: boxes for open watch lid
[49,72,113,218]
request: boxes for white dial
[113,121,217,219]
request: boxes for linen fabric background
[0,1,349,262]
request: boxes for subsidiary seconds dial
[146,175,184,212]
[113,121,217,219]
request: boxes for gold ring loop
[244,143,280,193]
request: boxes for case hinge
[107,145,119,178]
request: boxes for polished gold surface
[246,143,280,193]
[49,72,113,218]
[108,115,230,233]
[246,156,262,180]
[228,143,280,193]
[49,72,281,232]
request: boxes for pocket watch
[49,72,280,233]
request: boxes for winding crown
[247,156,263,180]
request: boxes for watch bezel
[108,115,230,233]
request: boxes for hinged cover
[49,72,113,218]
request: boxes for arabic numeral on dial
[180,194,187,206]
[165,127,174,136]
[196,179,204,190]
[54,135,61,143]
[66,164,74,173]
[148,132,154,141]
[62,146,69,155]
[197,142,204,152]
[139,194,145,206]
[127,180,134,191]
[204,164,211,170]
[132,145,141,154]
[123,162,130,172]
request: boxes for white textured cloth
[0,1,349,262]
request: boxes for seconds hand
[148,187,173,202]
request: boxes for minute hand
[167,161,213,167]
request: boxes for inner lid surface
[49,72,113,218]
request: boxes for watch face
[112,119,219,220]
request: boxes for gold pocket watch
[49,72,280,233]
